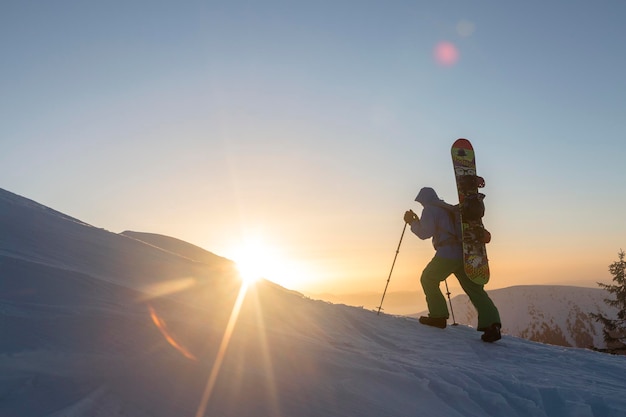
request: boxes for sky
[2,1,625,296]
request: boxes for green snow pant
[421,255,501,330]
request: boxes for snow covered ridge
[121,230,234,267]
[448,285,618,350]
[0,187,237,293]
[2,187,626,417]
[0,187,91,227]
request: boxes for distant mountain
[439,285,617,349]
[335,283,617,350]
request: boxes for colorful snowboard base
[451,138,490,285]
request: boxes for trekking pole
[377,222,408,315]
[444,279,458,325]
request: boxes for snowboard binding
[458,175,485,191]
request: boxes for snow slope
[2,187,626,417]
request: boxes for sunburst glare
[234,239,269,285]
[194,280,250,417]
[230,236,306,290]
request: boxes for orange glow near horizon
[194,224,610,297]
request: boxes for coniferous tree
[592,249,626,354]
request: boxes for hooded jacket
[411,187,462,259]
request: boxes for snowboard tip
[452,138,473,149]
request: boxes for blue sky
[2,1,625,294]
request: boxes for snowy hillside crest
[2,187,626,417]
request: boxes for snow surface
[2,187,626,417]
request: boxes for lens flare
[456,19,475,38]
[149,305,197,361]
[434,41,459,67]
[139,277,196,301]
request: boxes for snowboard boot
[481,323,501,343]
[418,316,447,329]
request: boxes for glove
[404,210,418,224]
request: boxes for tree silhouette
[592,250,626,354]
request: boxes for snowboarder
[404,187,502,342]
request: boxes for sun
[234,241,268,285]
[233,238,284,286]
[229,236,307,289]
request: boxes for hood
[414,187,442,205]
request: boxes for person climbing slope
[404,187,502,343]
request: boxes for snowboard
[451,138,490,285]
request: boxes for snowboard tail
[451,138,490,285]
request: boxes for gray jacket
[411,187,462,260]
